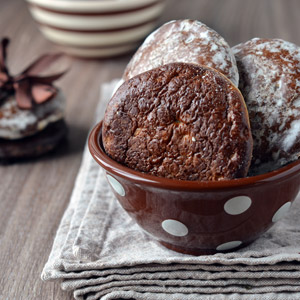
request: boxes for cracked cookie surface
[103,63,252,181]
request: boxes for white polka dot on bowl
[216,240,242,251]
[161,219,188,237]
[272,202,291,223]
[224,196,252,215]
[107,175,125,196]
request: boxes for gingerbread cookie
[123,19,239,86]
[103,63,252,181]
[0,37,68,161]
[0,90,65,140]
[233,38,300,174]
[0,120,67,161]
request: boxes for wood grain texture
[0,0,300,299]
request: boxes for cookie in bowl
[123,19,239,86]
[103,62,253,181]
[89,119,300,255]
[233,38,300,175]
[0,38,67,161]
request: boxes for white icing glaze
[293,97,300,107]
[283,119,300,151]
[233,38,300,174]
[124,19,239,86]
[0,89,65,139]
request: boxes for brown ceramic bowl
[89,121,300,255]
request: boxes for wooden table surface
[1,0,300,299]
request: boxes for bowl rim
[26,0,163,12]
[89,120,300,191]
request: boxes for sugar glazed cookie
[233,38,300,174]
[0,120,67,160]
[123,19,239,87]
[0,90,66,160]
[103,63,252,181]
[0,37,67,161]
[0,90,65,140]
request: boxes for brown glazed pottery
[88,121,300,255]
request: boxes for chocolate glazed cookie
[103,63,252,181]
[123,19,239,87]
[233,38,300,174]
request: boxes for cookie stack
[102,20,300,179]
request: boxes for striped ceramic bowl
[26,0,165,58]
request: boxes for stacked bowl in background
[26,0,165,58]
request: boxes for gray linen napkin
[42,80,300,300]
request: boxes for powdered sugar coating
[0,89,65,139]
[123,20,239,86]
[233,38,300,174]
